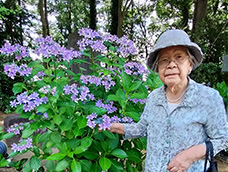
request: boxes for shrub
[0,28,162,172]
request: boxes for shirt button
[164,158,169,163]
[165,139,171,144]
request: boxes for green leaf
[45,160,54,172]
[56,69,65,77]
[36,104,49,113]
[73,146,87,154]
[44,69,52,76]
[28,61,44,68]
[77,116,87,129]
[82,150,99,160]
[22,127,36,138]
[51,131,62,144]
[72,59,88,64]
[71,159,82,172]
[126,149,142,163]
[35,80,46,87]
[82,105,107,115]
[129,81,142,92]
[2,132,14,139]
[57,142,69,154]
[81,137,92,148]
[121,72,132,93]
[99,157,111,171]
[110,159,123,171]
[101,140,108,152]
[103,130,115,139]
[0,157,8,167]
[129,92,147,99]
[33,147,40,157]
[60,118,73,131]
[53,114,62,125]
[13,83,26,94]
[111,149,128,159]
[55,159,70,172]
[46,153,66,161]
[116,88,126,108]
[29,156,41,172]
[80,160,92,172]
[90,163,101,172]
[107,94,119,102]
[64,69,76,76]
[125,111,140,122]
[23,162,32,172]
[8,151,19,158]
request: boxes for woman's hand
[167,150,193,172]
[110,123,125,135]
[167,144,206,172]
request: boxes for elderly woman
[110,29,228,172]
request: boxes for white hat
[147,29,203,72]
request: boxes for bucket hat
[147,29,203,72]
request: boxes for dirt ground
[1,112,228,172]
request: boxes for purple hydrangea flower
[11,92,48,112]
[95,100,117,114]
[87,113,97,120]
[11,138,33,152]
[34,36,82,61]
[43,112,49,119]
[63,84,94,103]
[39,85,51,94]
[4,63,32,79]
[7,123,24,135]
[130,98,147,104]
[51,87,56,95]
[124,62,149,76]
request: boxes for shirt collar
[154,78,198,107]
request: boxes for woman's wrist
[186,144,206,162]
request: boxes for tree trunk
[44,0,49,36]
[110,0,119,35]
[181,5,189,29]
[38,0,49,37]
[17,0,23,45]
[67,1,72,34]
[117,0,133,37]
[89,0,97,30]
[192,0,208,34]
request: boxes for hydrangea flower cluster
[36,71,46,77]
[63,84,95,103]
[86,113,134,130]
[10,92,48,112]
[36,112,49,119]
[124,62,148,75]
[80,75,115,91]
[7,123,24,135]
[4,63,32,79]
[96,100,117,114]
[39,85,56,95]
[11,138,33,153]
[0,42,29,61]
[77,28,137,57]
[34,36,82,62]
[130,98,147,104]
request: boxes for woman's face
[157,46,193,87]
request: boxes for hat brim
[147,43,203,72]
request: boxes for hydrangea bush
[0,28,162,172]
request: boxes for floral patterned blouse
[124,78,228,172]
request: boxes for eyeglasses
[157,54,189,68]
